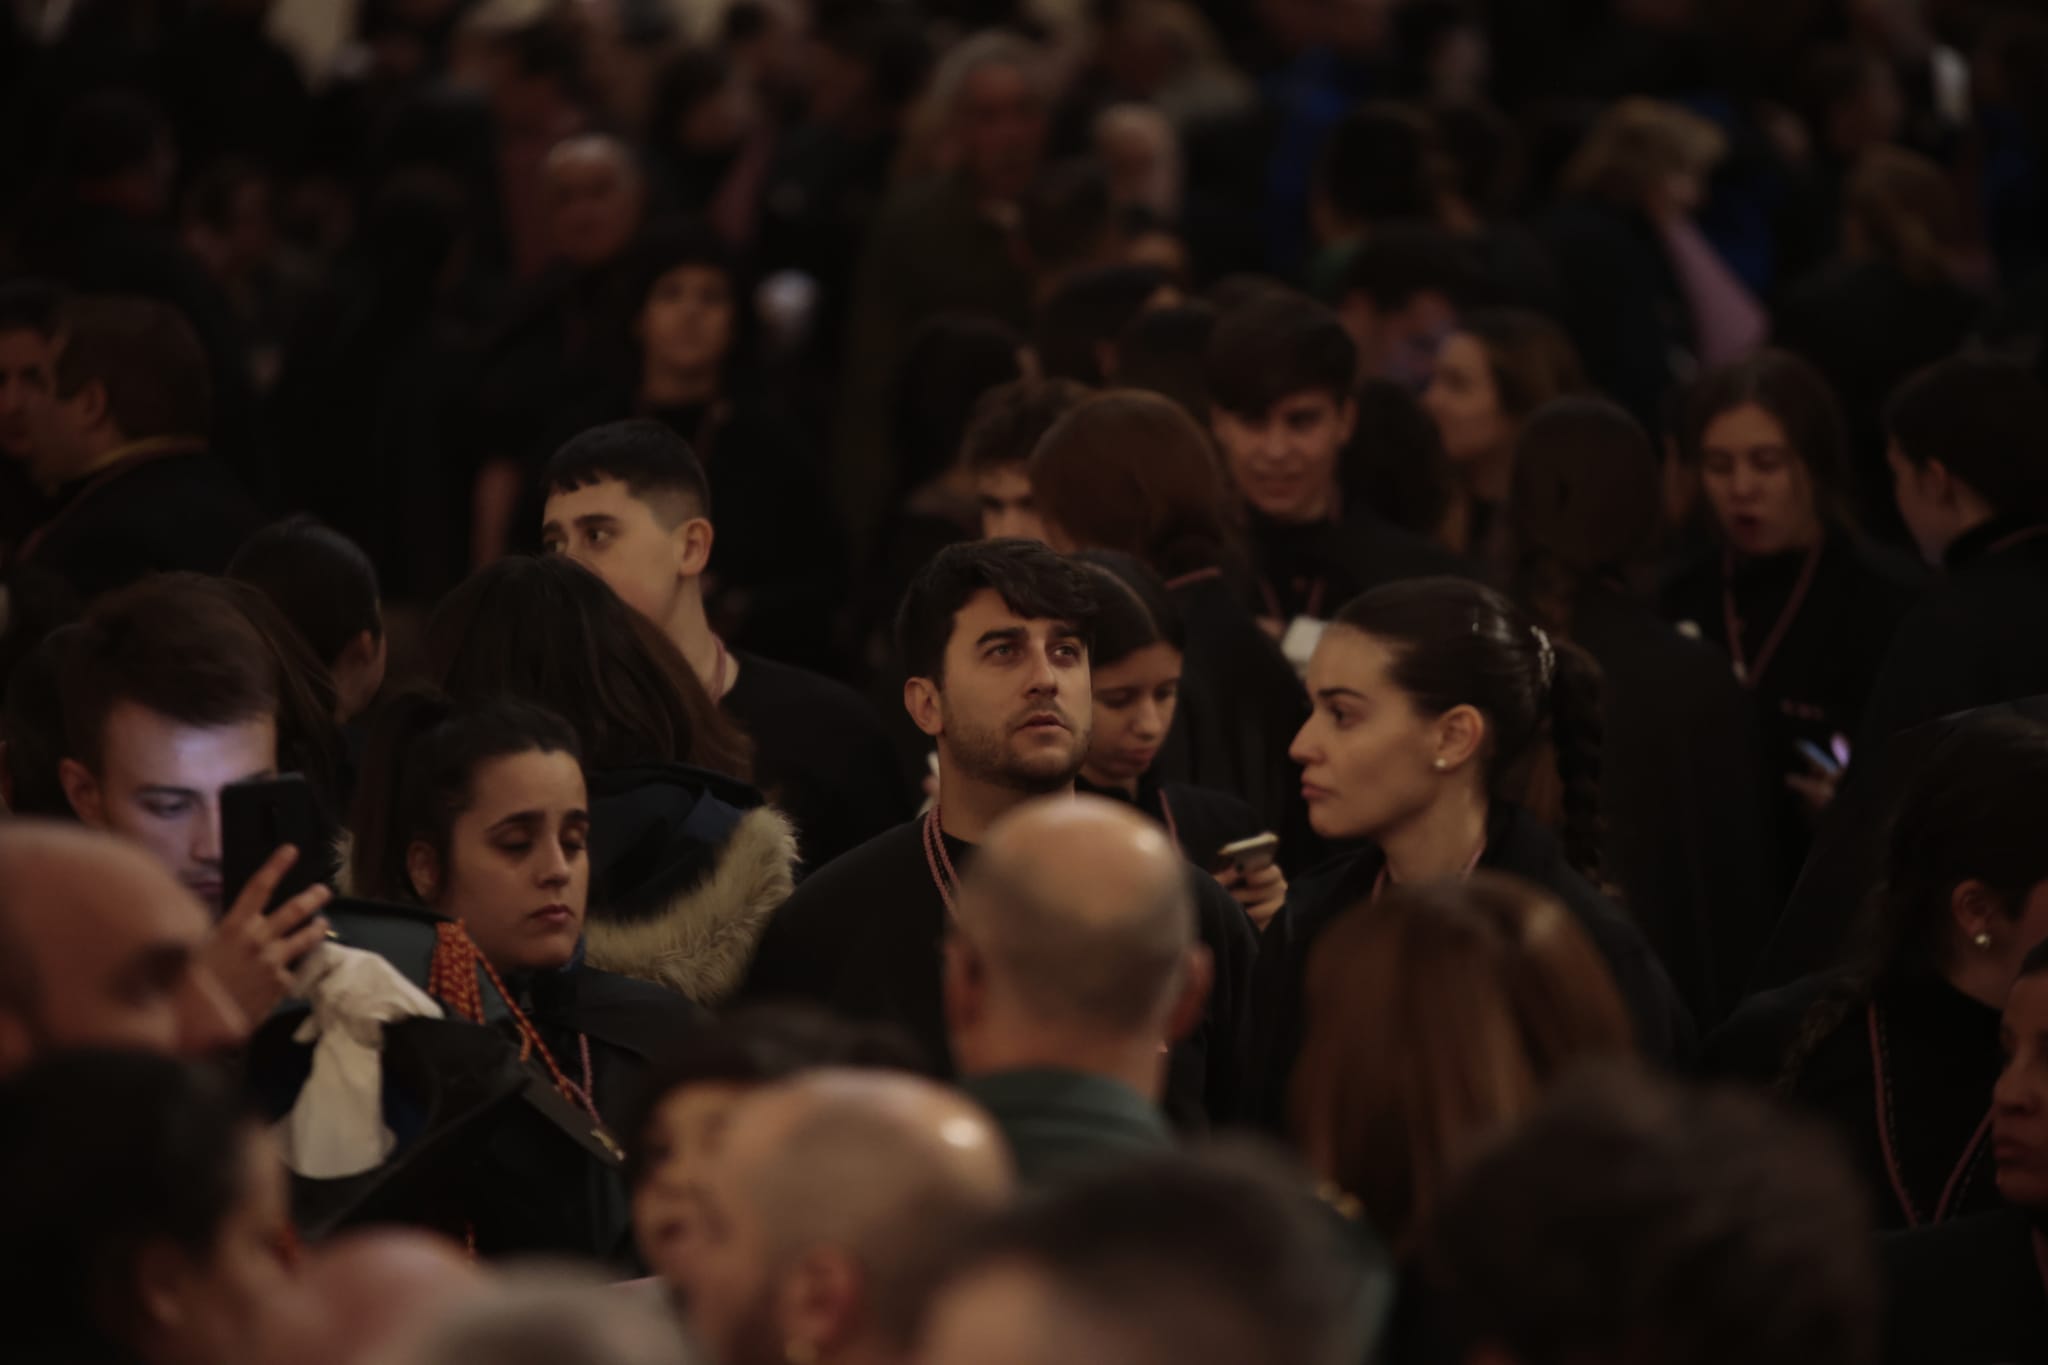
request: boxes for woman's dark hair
[624,219,752,376]
[1336,577,1605,881]
[1073,550,1186,669]
[1681,349,1852,517]
[1885,356,2048,521]
[621,1002,926,1187]
[1455,309,1586,420]
[349,690,584,904]
[1315,100,1453,229]
[1510,397,1661,634]
[1778,713,2048,1089]
[0,1050,256,1362]
[1034,264,1170,386]
[893,315,1025,496]
[424,556,751,780]
[1345,378,1454,537]
[1114,301,1218,420]
[228,516,385,670]
[1030,389,1240,578]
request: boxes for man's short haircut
[1206,292,1358,418]
[1116,301,1219,420]
[0,279,64,338]
[52,295,213,442]
[961,378,1090,475]
[59,575,280,772]
[2,626,83,818]
[1336,223,1483,313]
[1885,355,2048,520]
[1426,1066,1879,1365]
[929,1148,1385,1365]
[1033,264,1170,386]
[894,539,1099,684]
[544,419,712,524]
[228,517,383,669]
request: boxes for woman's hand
[1214,860,1288,932]
[1786,767,1840,823]
[200,846,334,1027]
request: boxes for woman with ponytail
[348,689,706,1254]
[1249,576,1689,1127]
[1706,713,2048,1232]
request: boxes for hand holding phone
[1214,833,1287,931]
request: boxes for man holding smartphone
[52,576,331,1023]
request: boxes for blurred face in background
[975,463,1045,543]
[1423,333,1514,468]
[1697,403,1822,558]
[545,141,645,269]
[0,326,56,463]
[1213,391,1356,525]
[634,1081,753,1294]
[956,61,1047,204]
[641,264,736,379]
[1081,642,1181,794]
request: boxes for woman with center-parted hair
[1248,576,1690,1129]
[424,555,798,1008]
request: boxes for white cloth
[275,943,444,1180]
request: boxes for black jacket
[1247,803,1692,1130]
[1884,1209,2048,1365]
[1241,506,1472,624]
[1076,771,1262,871]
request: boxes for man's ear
[942,933,988,1038]
[406,841,441,904]
[777,1248,866,1359]
[0,1010,35,1076]
[904,676,944,739]
[1166,944,1213,1044]
[676,515,715,578]
[72,378,110,433]
[1335,395,1359,445]
[1950,879,2004,949]
[57,758,106,827]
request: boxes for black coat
[1241,506,1472,624]
[1703,971,2003,1231]
[739,814,1259,1128]
[1247,802,1692,1130]
[1884,1209,2048,1365]
[1661,530,1919,892]
[1569,584,1782,1023]
[1156,572,1317,866]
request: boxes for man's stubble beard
[939,696,1092,796]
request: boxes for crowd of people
[4,0,2048,1361]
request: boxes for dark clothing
[1157,572,1316,866]
[724,651,912,871]
[1242,505,1472,624]
[1661,532,1919,891]
[1775,261,1984,546]
[961,1068,1175,1187]
[1248,803,1692,1130]
[1076,771,1261,872]
[13,447,262,602]
[1568,585,1782,1023]
[525,963,708,1139]
[1860,517,2048,755]
[642,397,845,669]
[1540,197,1694,426]
[1704,972,2002,1232]
[739,814,1258,1128]
[1884,1210,2048,1365]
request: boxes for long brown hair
[1289,874,1634,1250]
[423,556,752,781]
[1029,389,1239,579]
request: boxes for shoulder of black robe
[1764,695,2048,988]
[581,764,799,1008]
[1860,522,2048,755]
[530,963,709,1134]
[1162,577,1317,864]
[1883,1208,2048,1365]
[1248,804,1693,1133]
[1171,864,1258,1130]
[1569,586,1784,1025]
[725,651,913,871]
[22,451,263,601]
[1698,970,1844,1081]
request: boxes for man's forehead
[951,590,1075,638]
[545,479,650,521]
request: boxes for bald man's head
[685,1070,1013,1365]
[953,796,1198,1038]
[0,820,243,1072]
[545,134,644,268]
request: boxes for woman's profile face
[1289,626,1445,841]
[413,749,591,975]
[634,1081,752,1293]
[1083,642,1183,792]
[1698,402,1822,558]
[1423,333,1514,467]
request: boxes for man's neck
[936,759,1072,845]
[960,1027,1167,1102]
[1379,784,1490,886]
[667,589,730,698]
[641,364,720,410]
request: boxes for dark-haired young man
[541,420,909,870]
[1206,291,1466,662]
[740,538,1256,1126]
[10,295,260,601]
[962,377,1088,543]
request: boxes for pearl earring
[1975,932,1994,950]
[1432,758,1448,771]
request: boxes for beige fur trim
[583,805,799,1006]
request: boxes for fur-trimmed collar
[582,804,798,1007]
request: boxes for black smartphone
[221,774,333,913]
